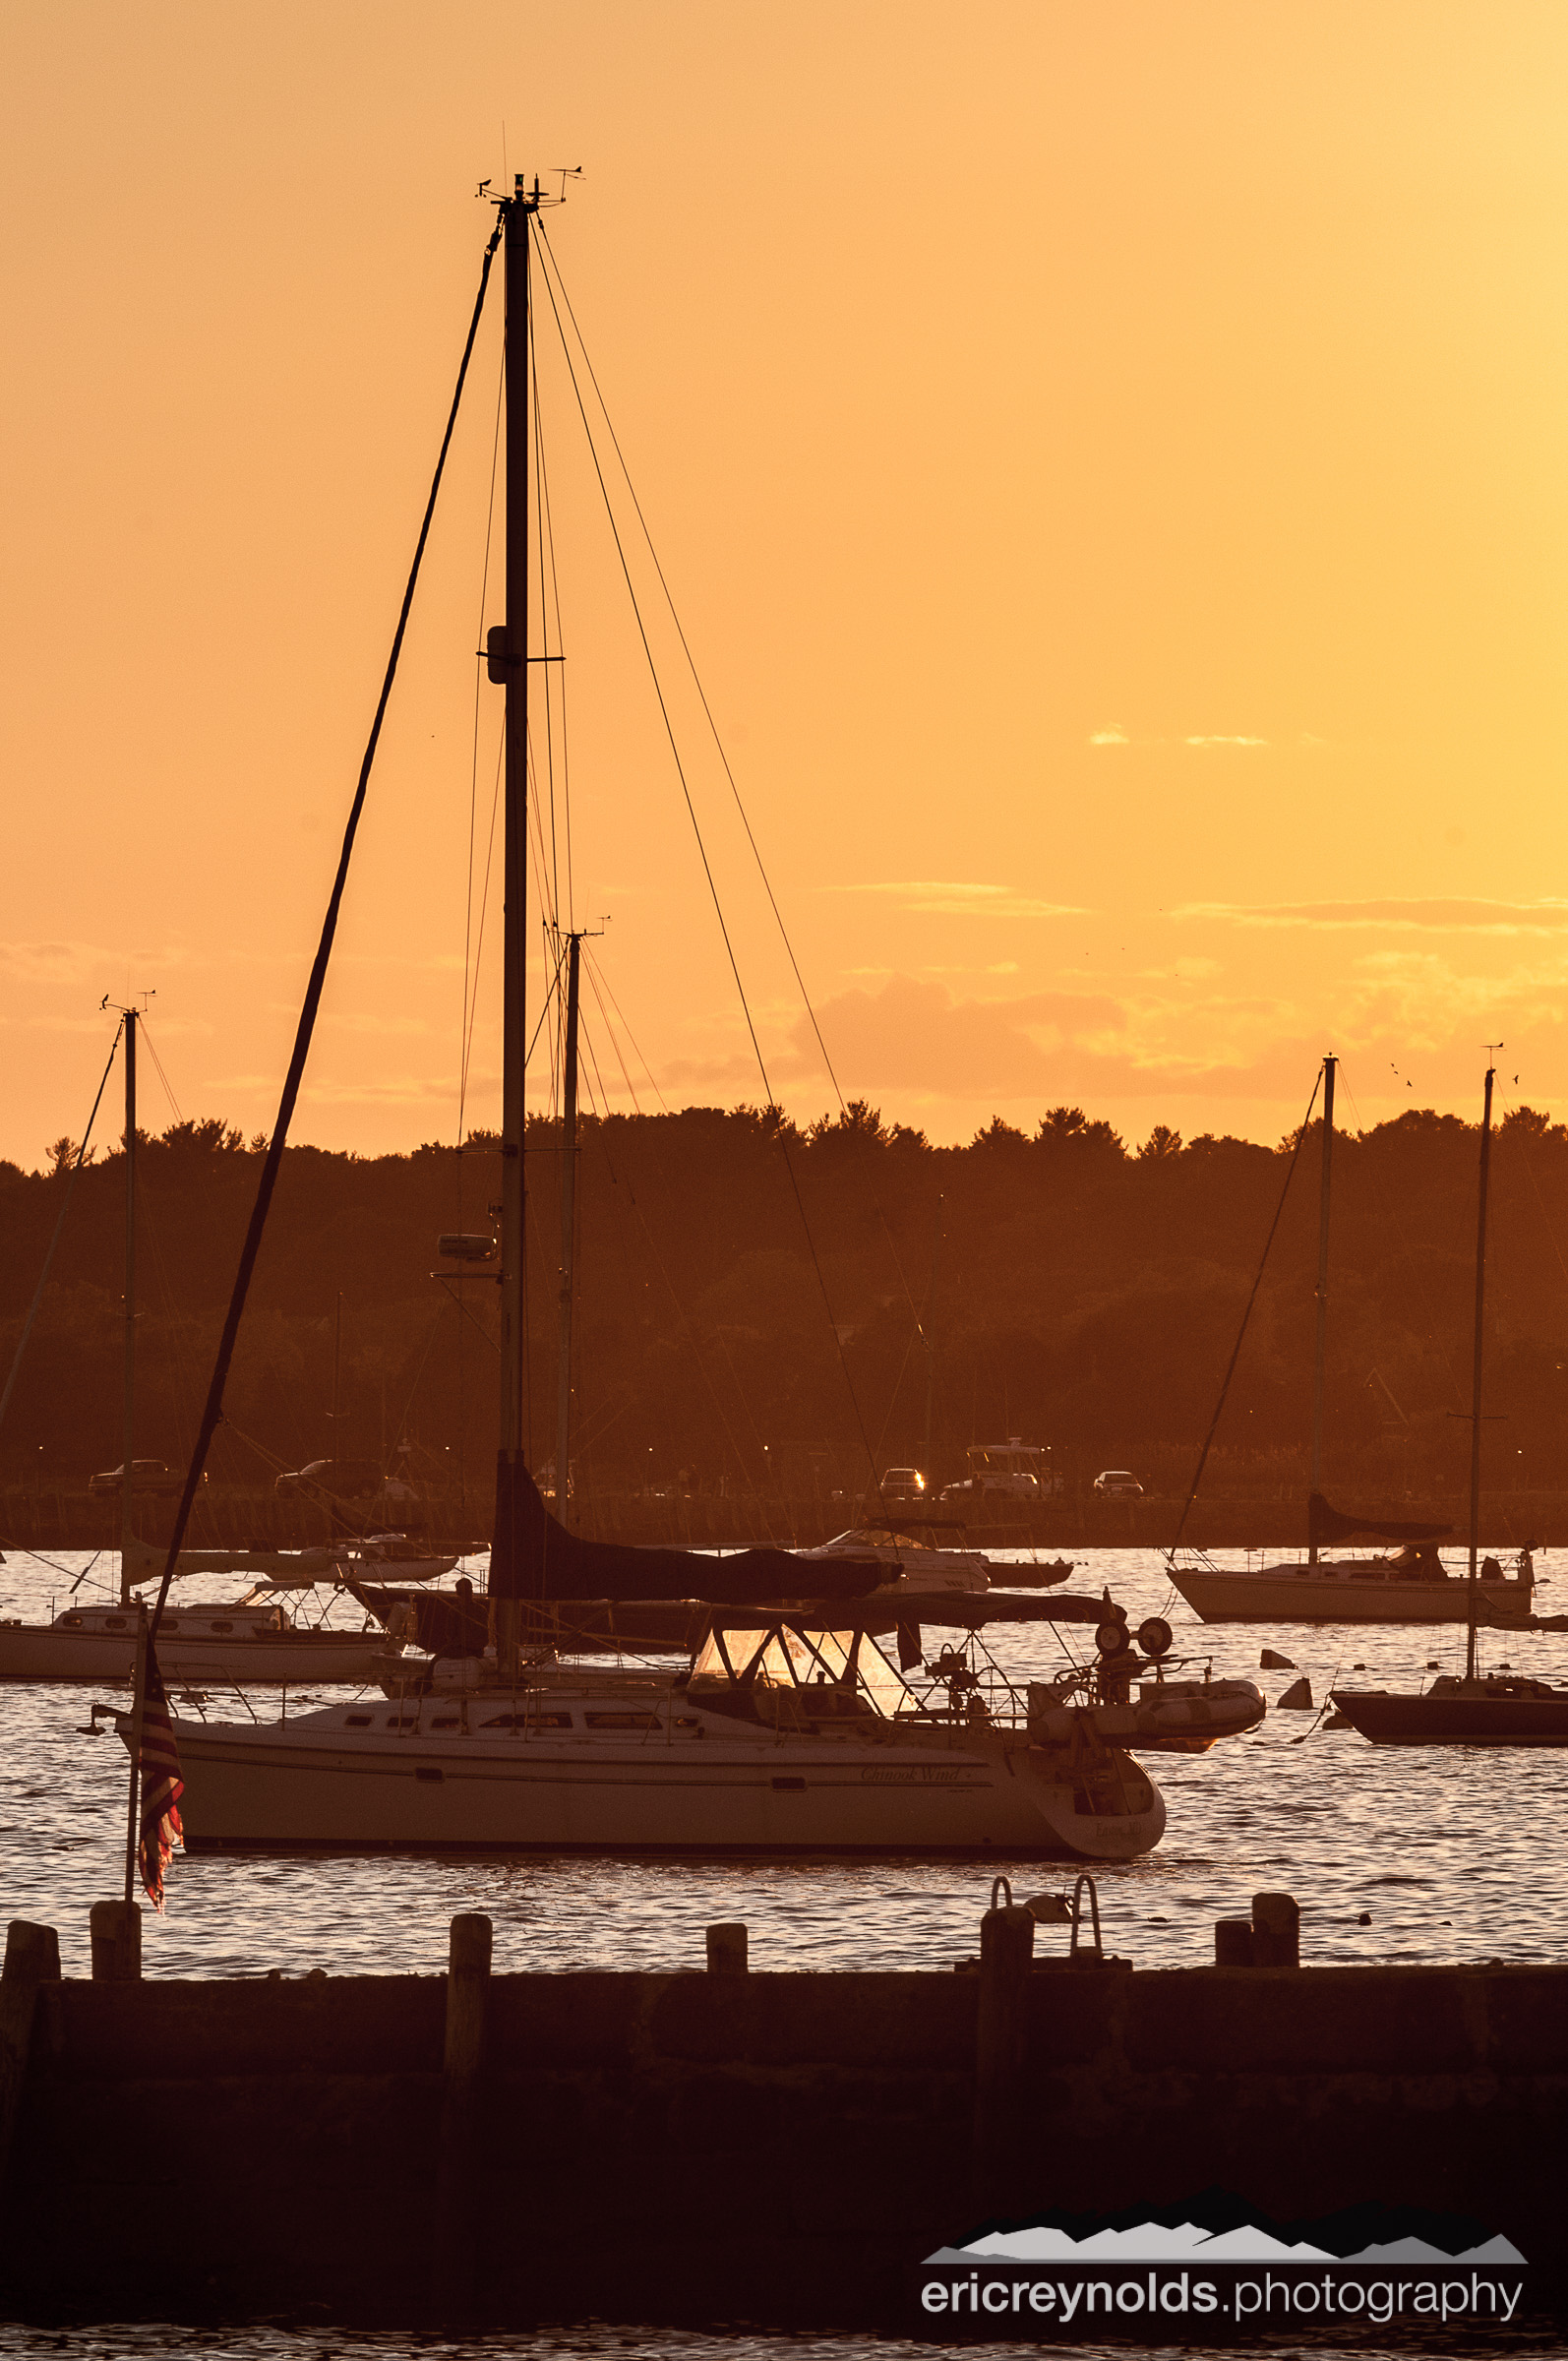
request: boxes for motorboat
[1,1598,396,1686]
[332,1533,459,1584]
[803,1523,993,1594]
[109,1607,1254,1858]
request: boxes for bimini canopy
[690,1616,910,1721]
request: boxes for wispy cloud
[0,938,193,983]
[827,882,1089,919]
[1088,727,1272,750]
[1176,897,1568,936]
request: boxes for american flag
[137,1639,185,1912]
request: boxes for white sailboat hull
[0,1627,395,1686]
[1169,1564,1535,1627]
[162,1716,1167,1859]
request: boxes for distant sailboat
[1168,1054,1535,1629]
[1333,1060,1568,1744]
[4,1006,397,1687]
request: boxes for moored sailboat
[109,178,1265,1863]
[1332,1059,1568,1744]
[1168,1054,1535,1628]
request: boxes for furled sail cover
[1307,1490,1452,1546]
[489,1451,878,1604]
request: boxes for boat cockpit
[684,1614,912,1728]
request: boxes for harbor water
[4,1545,1565,1984]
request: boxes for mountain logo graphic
[924,2189,1525,2268]
[918,2190,1527,2332]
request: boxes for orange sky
[7,1,1568,1168]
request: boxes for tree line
[2,1097,1565,1508]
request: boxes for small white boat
[337,1534,459,1581]
[802,1526,994,1594]
[0,1600,397,1686]
[116,1610,1178,1860]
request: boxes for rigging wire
[527,302,564,934]
[0,1029,121,1439]
[1492,1076,1568,1294]
[1167,1069,1323,1558]
[459,723,508,1135]
[459,335,508,1152]
[144,212,504,1658]
[138,1024,184,1129]
[1337,1063,1465,1408]
[533,220,924,1333]
[573,1029,780,1523]
[583,941,669,1112]
[529,295,575,933]
[529,233,882,1488]
[581,952,646,1115]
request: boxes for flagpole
[123,1602,148,1904]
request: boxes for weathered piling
[972,1878,1035,2213]
[89,1900,142,1983]
[0,1921,60,2185]
[1252,1890,1301,1967]
[1214,1917,1255,1966]
[705,1921,749,1974]
[434,1912,493,2319]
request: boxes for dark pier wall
[3,1961,1565,2330]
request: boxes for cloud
[0,939,195,984]
[826,881,1089,919]
[1088,727,1272,750]
[771,973,1287,1101]
[1176,897,1568,936]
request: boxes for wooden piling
[1252,1891,1300,1967]
[90,1900,143,1982]
[1215,1917,1255,1967]
[705,1921,749,1974]
[972,1887,1034,2213]
[0,1922,61,2189]
[434,1912,493,2321]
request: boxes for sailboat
[1167,1054,1536,1629]
[112,178,1265,1858]
[3,1005,399,1689]
[1333,1061,1568,1745]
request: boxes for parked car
[879,1467,928,1502]
[1093,1470,1144,1496]
[88,1459,202,1498]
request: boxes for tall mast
[118,1006,138,1604]
[554,932,583,1528]
[922,1193,943,1483]
[1307,1052,1336,1563]
[498,180,533,1470]
[489,175,542,1638]
[1466,1057,1496,1682]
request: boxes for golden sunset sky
[6,1,1568,1166]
